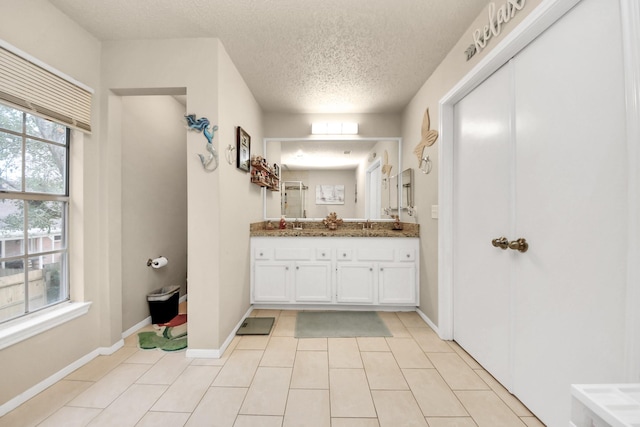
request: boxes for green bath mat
[295,311,392,338]
[138,324,187,351]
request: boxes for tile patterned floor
[0,305,545,426]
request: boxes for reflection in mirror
[264,138,401,220]
[387,168,413,214]
[282,181,308,218]
[401,168,414,209]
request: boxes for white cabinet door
[336,263,375,303]
[378,263,416,304]
[253,262,290,302]
[294,262,332,302]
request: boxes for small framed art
[236,126,251,172]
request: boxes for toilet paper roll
[151,256,168,269]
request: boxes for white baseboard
[416,308,440,336]
[251,304,417,312]
[122,317,151,339]
[186,305,254,359]
[2,295,188,416]
[0,338,124,417]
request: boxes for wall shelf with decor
[250,157,280,191]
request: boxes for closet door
[453,0,629,425]
[511,0,628,423]
[452,62,514,389]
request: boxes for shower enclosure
[282,181,307,218]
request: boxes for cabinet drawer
[255,248,273,260]
[316,248,331,260]
[337,249,353,261]
[398,249,415,261]
[357,248,394,261]
[275,248,312,260]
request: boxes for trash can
[147,285,180,324]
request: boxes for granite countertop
[250,221,419,238]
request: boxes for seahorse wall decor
[185,114,219,172]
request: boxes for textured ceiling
[48,0,488,114]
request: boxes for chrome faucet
[359,220,374,230]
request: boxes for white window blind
[0,45,92,133]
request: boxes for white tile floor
[0,304,545,426]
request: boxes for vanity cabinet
[250,237,419,307]
[294,262,332,302]
[336,263,375,303]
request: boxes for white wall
[0,0,102,406]
[121,96,188,331]
[400,0,543,325]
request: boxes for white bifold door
[453,0,629,425]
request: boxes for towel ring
[225,144,236,165]
[420,155,432,174]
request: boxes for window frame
[0,103,71,324]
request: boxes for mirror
[390,168,414,210]
[263,138,402,220]
[387,168,414,218]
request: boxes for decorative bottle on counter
[279,216,287,229]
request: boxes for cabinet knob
[342,253,347,257]
[380,268,384,271]
[259,252,263,256]
[296,266,299,270]
[285,266,289,270]
[508,238,529,253]
[406,254,410,258]
[369,268,373,271]
[322,253,326,257]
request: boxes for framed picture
[236,126,251,172]
[316,184,345,205]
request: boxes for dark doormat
[236,317,275,335]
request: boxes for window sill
[0,302,92,351]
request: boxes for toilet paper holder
[147,256,168,268]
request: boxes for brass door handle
[508,238,529,253]
[492,237,509,250]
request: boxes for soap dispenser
[279,216,287,230]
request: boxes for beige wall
[216,44,263,346]
[0,0,550,408]
[291,170,357,219]
[401,0,543,326]
[101,38,263,350]
[0,0,103,406]
[121,96,188,331]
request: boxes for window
[0,102,69,324]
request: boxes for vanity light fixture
[311,122,359,135]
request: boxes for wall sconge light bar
[311,122,359,135]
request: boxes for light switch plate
[431,205,439,219]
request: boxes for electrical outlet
[431,205,439,219]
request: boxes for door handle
[491,237,509,250]
[508,238,529,253]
